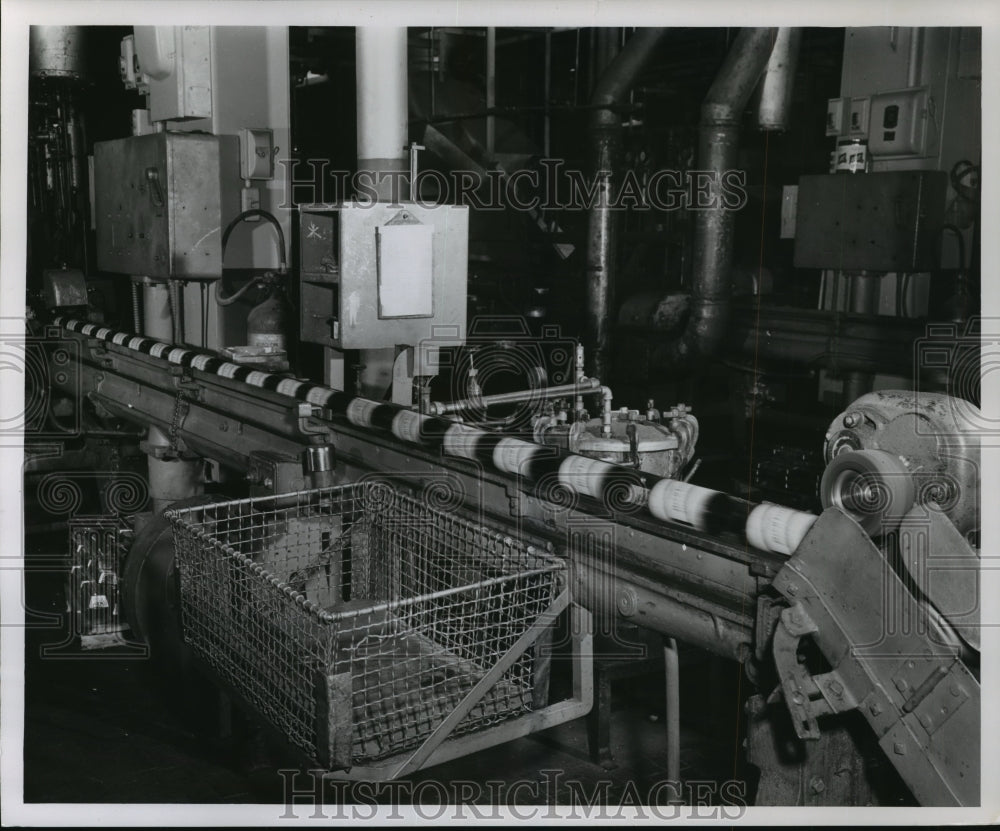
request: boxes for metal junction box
[94,132,225,279]
[793,171,947,272]
[299,202,469,350]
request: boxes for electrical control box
[299,202,469,350]
[793,171,947,271]
[826,97,847,136]
[94,132,229,280]
[131,26,212,123]
[240,127,274,180]
[848,96,871,136]
[868,87,930,157]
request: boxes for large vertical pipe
[356,27,410,397]
[652,28,778,372]
[585,28,666,381]
[29,26,87,79]
[356,27,409,202]
[755,28,802,131]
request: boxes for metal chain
[168,385,189,453]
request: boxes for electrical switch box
[868,87,930,157]
[826,97,848,136]
[240,127,274,180]
[94,132,228,280]
[848,96,870,136]
[299,202,468,350]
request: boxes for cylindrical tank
[247,289,289,351]
[30,26,88,79]
[145,427,204,515]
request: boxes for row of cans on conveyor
[55,317,818,557]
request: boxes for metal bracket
[296,403,334,441]
[772,605,826,739]
[754,593,784,663]
[771,604,860,741]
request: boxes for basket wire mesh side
[168,482,565,768]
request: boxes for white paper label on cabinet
[376,223,434,318]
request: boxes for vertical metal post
[544,30,552,158]
[486,27,496,158]
[907,27,924,87]
[573,29,580,106]
[664,636,681,785]
[429,27,436,118]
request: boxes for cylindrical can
[835,138,868,174]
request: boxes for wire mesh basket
[167,480,571,774]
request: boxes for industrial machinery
[20,22,983,810]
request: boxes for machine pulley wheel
[820,449,915,536]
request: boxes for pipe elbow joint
[652,299,731,372]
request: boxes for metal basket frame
[168,481,592,779]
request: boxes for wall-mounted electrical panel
[299,202,469,350]
[868,87,930,157]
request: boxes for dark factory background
[16,21,983,815]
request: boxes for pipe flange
[820,449,915,536]
[617,586,638,617]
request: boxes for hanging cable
[221,208,287,272]
[216,208,288,305]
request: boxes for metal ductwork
[585,27,667,381]
[650,27,779,373]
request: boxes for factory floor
[20,530,754,811]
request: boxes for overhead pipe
[651,27,778,373]
[729,304,922,375]
[623,301,924,377]
[356,27,410,398]
[585,27,667,381]
[356,27,409,201]
[428,378,602,416]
